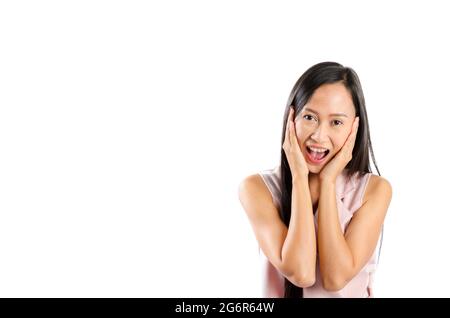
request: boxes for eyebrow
[303,107,348,118]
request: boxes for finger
[289,108,296,145]
[345,117,359,151]
[284,108,293,145]
[353,117,359,134]
[290,107,294,127]
[284,108,292,140]
[351,117,359,140]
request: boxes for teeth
[308,146,328,153]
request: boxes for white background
[0,0,448,297]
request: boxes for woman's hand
[283,107,309,180]
[319,116,359,183]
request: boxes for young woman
[238,62,392,298]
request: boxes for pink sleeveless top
[258,166,381,298]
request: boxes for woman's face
[294,83,357,174]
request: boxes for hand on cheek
[319,117,359,182]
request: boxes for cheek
[333,133,350,151]
[294,122,308,145]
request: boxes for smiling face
[294,82,357,174]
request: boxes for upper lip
[307,144,329,150]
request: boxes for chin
[307,165,323,175]
[306,156,333,174]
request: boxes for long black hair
[279,62,381,297]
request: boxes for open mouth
[306,146,330,164]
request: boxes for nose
[310,123,329,143]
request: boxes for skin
[239,82,392,293]
[293,82,357,207]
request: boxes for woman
[238,62,392,298]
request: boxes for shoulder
[238,174,274,216]
[238,174,271,202]
[363,174,393,205]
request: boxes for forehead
[304,83,355,116]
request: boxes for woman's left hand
[319,117,359,183]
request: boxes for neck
[308,172,320,186]
[307,173,321,211]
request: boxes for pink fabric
[258,166,381,298]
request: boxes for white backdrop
[0,0,448,297]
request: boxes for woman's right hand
[282,107,309,180]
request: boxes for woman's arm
[281,175,317,286]
[317,175,392,291]
[238,174,316,288]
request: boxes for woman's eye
[303,115,316,121]
[332,120,343,126]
